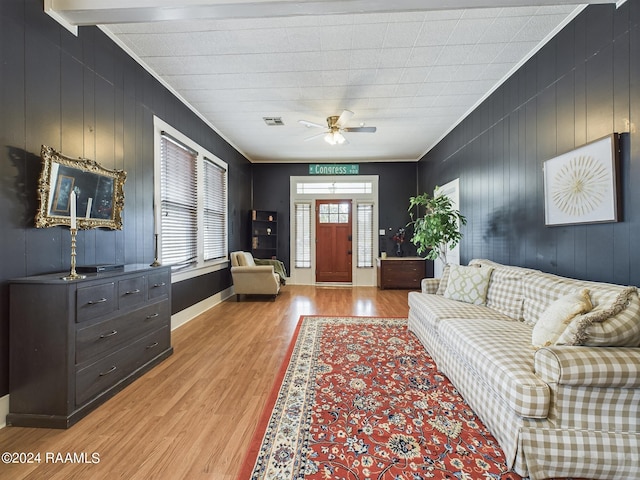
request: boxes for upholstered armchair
[230,251,281,300]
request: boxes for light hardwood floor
[0,285,411,480]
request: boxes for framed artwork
[35,145,126,230]
[543,134,619,226]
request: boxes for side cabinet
[7,264,173,428]
[376,257,430,289]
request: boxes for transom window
[297,182,372,195]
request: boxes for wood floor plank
[0,285,410,480]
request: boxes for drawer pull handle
[87,298,107,305]
[99,366,117,376]
[146,313,160,320]
[125,289,141,295]
[146,342,159,349]
[99,330,118,339]
[153,283,166,287]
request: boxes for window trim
[154,116,229,283]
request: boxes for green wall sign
[308,164,359,175]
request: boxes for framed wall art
[543,134,619,226]
[35,145,127,229]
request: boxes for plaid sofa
[408,259,640,480]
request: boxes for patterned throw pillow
[557,287,640,347]
[443,264,494,305]
[531,289,592,347]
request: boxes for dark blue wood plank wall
[0,0,252,396]
[418,2,640,287]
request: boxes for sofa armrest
[421,278,441,294]
[535,346,640,388]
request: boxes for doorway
[315,200,352,283]
[289,175,379,286]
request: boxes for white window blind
[203,158,227,261]
[295,203,311,268]
[160,133,198,267]
[357,203,374,268]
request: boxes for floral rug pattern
[248,316,522,479]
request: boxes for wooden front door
[316,200,352,283]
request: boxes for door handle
[347,235,352,241]
[347,250,352,255]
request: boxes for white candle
[70,190,77,230]
[154,200,160,236]
[85,197,93,219]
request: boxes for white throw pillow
[443,264,493,305]
[531,289,592,347]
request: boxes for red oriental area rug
[238,316,523,480]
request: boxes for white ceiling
[46,1,620,163]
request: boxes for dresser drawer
[147,270,170,301]
[75,326,170,406]
[76,300,170,365]
[76,282,116,322]
[384,260,423,272]
[118,276,147,310]
[378,258,426,289]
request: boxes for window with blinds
[203,158,227,261]
[160,134,198,267]
[357,203,374,268]
[157,122,228,270]
[295,203,311,268]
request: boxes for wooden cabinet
[376,257,431,289]
[251,209,278,259]
[8,264,173,428]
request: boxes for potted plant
[406,188,467,264]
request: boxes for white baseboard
[0,394,8,429]
[171,286,234,331]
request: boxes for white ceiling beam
[46,0,617,25]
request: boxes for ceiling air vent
[263,117,284,126]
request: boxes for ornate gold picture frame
[543,134,619,226]
[35,145,127,230]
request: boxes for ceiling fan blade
[299,119,326,129]
[304,132,327,141]
[343,126,377,133]
[336,110,354,128]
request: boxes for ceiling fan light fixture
[324,132,337,145]
[325,131,346,145]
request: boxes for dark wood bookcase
[250,210,278,259]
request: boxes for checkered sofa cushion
[439,318,550,418]
[435,263,451,295]
[469,259,537,321]
[408,291,511,330]
[522,271,634,326]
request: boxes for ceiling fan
[298,110,376,145]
